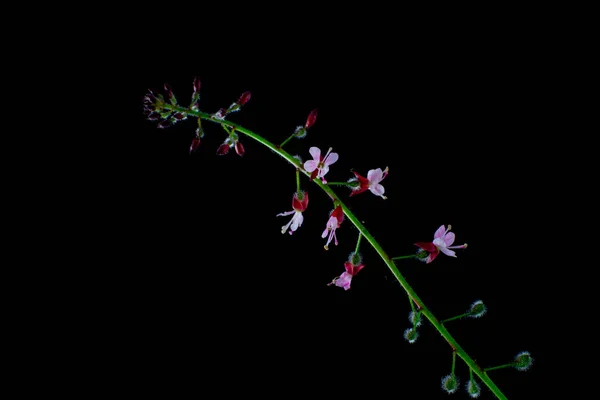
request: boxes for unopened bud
[404,327,419,344]
[238,91,251,106]
[441,374,459,394]
[513,351,533,371]
[305,108,318,129]
[468,300,486,318]
[465,380,481,398]
[408,311,422,327]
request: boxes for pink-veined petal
[290,212,304,231]
[322,227,330,238]
[309,146,321,161]
[434,225,447,239]
[443,231,456,246]
[324,152,338,166]
[369,183,385,197]
[335,272,353,290]
[319,164,329,178]
[439,247,457,257]
[367,168,383,183]
[304,160,318,172]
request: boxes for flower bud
[468,300,487,318]
[305,108,318,129]
[441,374,459,394]
[408,311,422,327]
[193,76,201,94]
[513,351,533,371]
[404,327,419,344]
[465,379,481,398]
[237,91,251,106]
[189,137,201,154]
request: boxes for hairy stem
[163,105,508,400]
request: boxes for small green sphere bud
[441,374,459,394]
[468,300,487,318]
[465,379,481,398]
[403,327,419,344]
[514,351,533,371]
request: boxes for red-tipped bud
[292,191,309,212]
[189,137,201,153]
[193,77,201,93]
[234,141,245,156]
[216,143,230,155]
[238,91,251,106]
[343,260,364,276]
[305,108,318,129]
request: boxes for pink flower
[303,147,338,183]
[349,167,389,199]
[277,192,309,235]
[322,205,344,250]
[414,225,468,264]
[328,257,365,291]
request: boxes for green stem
[161,104,508,400]
[355,232,362,254]
[452,351,456,375]
[391,254,418,260]
[279,133,295,148]
[296,168,301,195]
[327,181,351,186]
[441,312,471,324]
[485,363,514,372]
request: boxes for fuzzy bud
[468,300,487,318]
[404,327,419,344]
[441,374,459,394]
[465,379,481,398]
[513,351,533,371]
[409,311,422,327]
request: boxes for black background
[95,7,560,399]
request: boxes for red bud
[305,109,318,129]
[238,91,251,106]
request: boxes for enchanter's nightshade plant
[142,77,532,399]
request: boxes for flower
[328,253,365,290]
[322,205,344,250]
[303,146,338,183]
[348,167,389,199]
[414,224,467,264]
[277,191,309,235]
[216,133,245,156]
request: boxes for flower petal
[443,231,456,246]
[367,168,383,183]
[290,212,304,231]
[277,211,295,217]
[369,183,385,197]
[309,146,321,161]
[324,152,338,166]
[434,225,447,239]
[304,160,318,172]
[439,247,457,257]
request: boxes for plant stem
[280,133,295,148]
[392,254,417,260]
[296,168,301,195]
[441,313,471,324]
[355,232,362,254]
[485,363,514,372]
[162,104,508,400]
